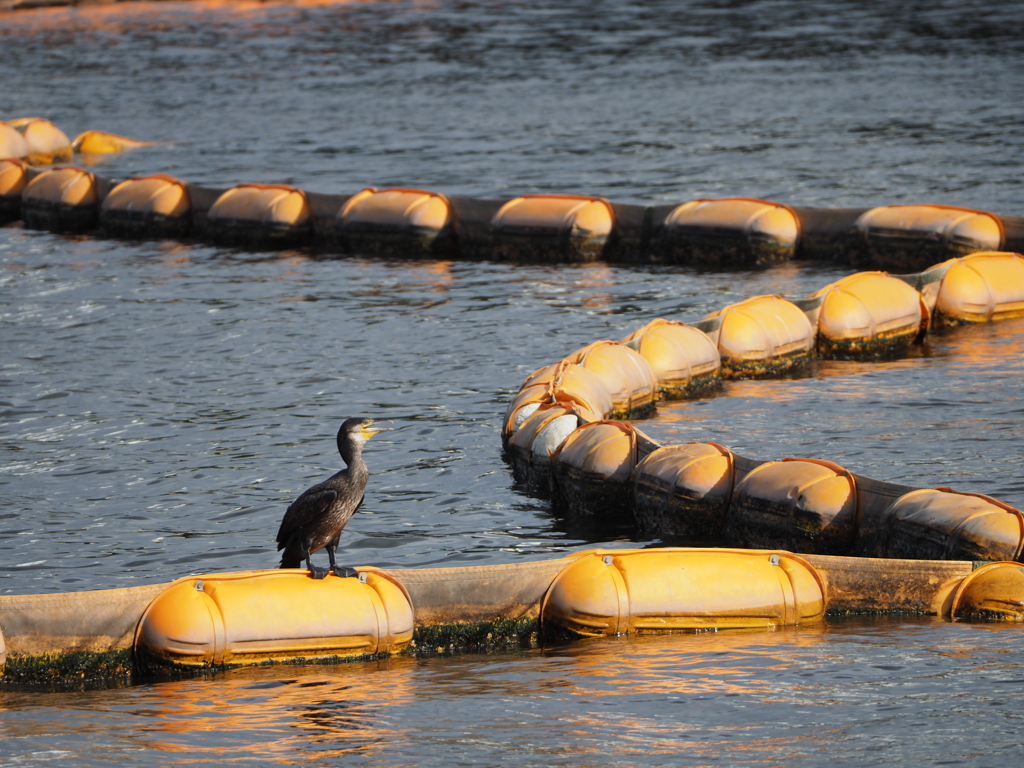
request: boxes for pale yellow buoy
[72,130,155,155]
[5,118,73,165]
[0,123,30,161]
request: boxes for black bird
[277,418,385,578]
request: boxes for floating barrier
[2,142,1023,271]
[100,174,192,238]
[337,187,454,256]
[5,549,1024,684]
[5,118,73,165]
[497,252,1024,561]
[489,194,614,262]
[135,569,414,668]
[205,183,313,246]
[852,204,1004,271]
[72,130,152,155]
[0,122,30,162]
[21,166,100,233]
[811,271,927,357]
[931,251,1024,324]
[724,459,858,555]
[620,319,722,398]
[700,294,815,378]
[632,442,734,539]
[0,158,29,223]
[656,197,800,268]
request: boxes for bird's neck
[339,441,368,472]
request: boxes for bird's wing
[276,487,338,549]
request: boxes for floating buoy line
[3,119,1024,689]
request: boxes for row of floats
[3,547,1024,678]
[2,121,1024,269]
[502,253,1024,564]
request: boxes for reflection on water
[3,618,1024,766]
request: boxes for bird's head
[337,418,388,453]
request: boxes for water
[2,0,1024,764]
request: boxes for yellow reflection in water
[136,655,416,762]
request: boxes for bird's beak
[362,420,393,439]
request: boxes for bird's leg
[302,536,330,580]
[326,536,358,579]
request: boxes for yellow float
[632,442,735,539]
[0,122,30,162]
[619,318,722,398]
[541,548,824,636]
[338,187,453,256]
[0,158,29,222]
[72,130,154,155]
[206,183,312,245]
[657,197,800,267]
[562,340,658,417]
[550,420,645,517]
[724,459,858,555]
[135,568,413,668]
[874,488,1024,562]
[21,166,99,233]
[699,294,815,378]
[490,194,614,262]
[931,251,1024,324]
[5,118,73,165]
[810,271,927,357]
[100,174,192,237]
[853,204,1004,271]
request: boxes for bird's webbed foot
[308,565,331,580]
[333,565,359,578]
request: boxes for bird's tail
[279,541,304,569]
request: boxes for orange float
[657,197,800,267]
[620,318,722,398]
[631,442,734,539]
[206,183,312,245]
[338,187,454,256]
[853,204,1003,271]
[700,294,815,378]
[490,194,614,262]
[21,166,99,233]
[541,548,824,636]
[135,569,414,668]
[811,271,927,357]
[100,175,192,237]
[724,458,858,555]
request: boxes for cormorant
[277,418,385,578]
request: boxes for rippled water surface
[2,0,1024,765]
